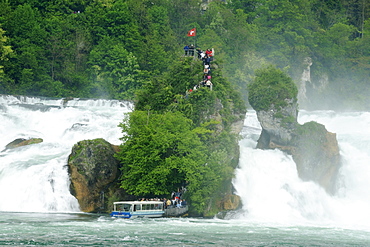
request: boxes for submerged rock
[4,138,43,150]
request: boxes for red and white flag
[187,28,196,37]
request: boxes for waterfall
[2,94,370,228]
[233,110,370,229]
[0,95,132,212]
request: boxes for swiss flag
[187,28,196,37]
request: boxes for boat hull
[110,211,164,219]
[163,206,188,217]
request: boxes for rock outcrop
[256,98,298,149]
[250,66,341,194]
[67,138,121,212]
[3,138,43,150]
[256,105,341,194]
[290,122,340,193]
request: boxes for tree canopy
[248,65,298,112]
[0,0,369,109]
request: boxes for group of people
[164,188,187,209]
[183,45,215,94]
[140,187,187,209]
[183,44,195,56]
[196,47,214,92]
[138,197,187,209]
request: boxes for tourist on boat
[166,199,172,208]
[181,199,187,207]
[175,190,182,200]
[171,197,177,206]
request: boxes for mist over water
[233,110,370,230]
[0,95,132,212]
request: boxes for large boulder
[290,122,340,193]
[256,98,298,148]
[67,138,120,212]
[257,108,341,193]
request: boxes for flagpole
[187,28,197,58]
[194,35,196,59]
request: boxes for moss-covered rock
[67,138,122,212]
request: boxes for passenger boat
[110,201,165,218]
[110,200,189,219]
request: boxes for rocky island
[67,57,246,216]
[248,66,341,194]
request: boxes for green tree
[88,37,144,99]
[0,27,12,75]
[248,65,298,112]
[117,110,222,212]
[0,26,13,93]
[117,109,237,214]
[3,4,50,95]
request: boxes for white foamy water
[233,110,370,230]
[1,96,370,245]
[0,95,132,212]
[2,94,370,233]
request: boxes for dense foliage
[248,65,298,112]
[0,0,369,109]
[116,56,245,215]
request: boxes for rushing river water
[1,95,370,246]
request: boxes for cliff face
[67,138,121,212]
[255,101,341,194]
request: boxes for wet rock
[4,138,43,150]
[255,102,341,194]
[67,138,120,212]
[250,67,341,194]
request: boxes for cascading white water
[233,110,370,229]
[2,94,370,229]
[0,95,133,212]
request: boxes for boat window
[116,204,131,212]
[134,204,141,211]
